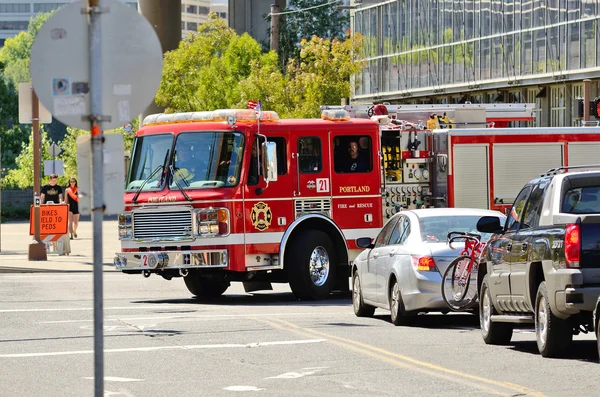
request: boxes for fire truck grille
[133,210,193,240]
[294,199,332,218]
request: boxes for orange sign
[29,204,69,235]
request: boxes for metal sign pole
[28,88,47,260]
[88,1,104,396]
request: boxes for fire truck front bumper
[113,250,228,271]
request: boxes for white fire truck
[114,105,600,300]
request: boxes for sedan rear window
[561,186,600,214]
[419,215,504,243]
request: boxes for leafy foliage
[0,12,52,86]
[276,0,350,65]
[157,13,364,118]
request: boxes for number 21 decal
[316,178,330,193]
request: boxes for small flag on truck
[248,100,261,113]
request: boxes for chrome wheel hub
[481,289,491,334]
[537,296,548,346]
[391,283,400,316]
[353,276,361,309]
[309,246,330,287]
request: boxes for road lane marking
[82,377,144,382]
[0,339,326,358]
[223,386,265,391]
[257,318,545,397]
[38,312,349,324]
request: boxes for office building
[351,0,600,126]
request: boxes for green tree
[3,129,52,188]
[275,0,350,65]
[0,12,52,87]
[284,35,365,118]
[156,14,364,118]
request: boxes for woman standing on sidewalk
[65,177,80,239]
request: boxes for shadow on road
[509,339,599,363]
[132,290,353,308]
[369,312,481,330]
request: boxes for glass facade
[352,0,600,100]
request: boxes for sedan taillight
[411,256,437,272]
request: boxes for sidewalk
[0,219,120,273]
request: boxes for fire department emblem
[250,202,272,231]
[307,180,316,190]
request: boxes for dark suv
[476,166,600,358]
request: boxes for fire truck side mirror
[262,141,278,182]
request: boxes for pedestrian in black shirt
[40,174,63,204]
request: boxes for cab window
[334,135,372,173]
[298,137,321,173]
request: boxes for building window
[186,5,197,14]
[33,3,66,13]
[126,2,137,10]
[550,85,566,127]
[0,4,31,13]
[218,12,226,19]
[186,22,197,31]
[0,20,28,30]
[527,88,542,127]
[199,6,209,14]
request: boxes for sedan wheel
[389,279,413,326]
[352,272,375,317]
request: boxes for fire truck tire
[184,273,230,299]
[287,230,336,300]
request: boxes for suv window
[374,217,400,248]
[522,180,550,229]
[562,186,600,214]
[506,186,532,231]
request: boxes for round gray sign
[31,0,163,131]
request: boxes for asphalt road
[0,273,597,397]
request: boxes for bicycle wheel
[441,255,477,311]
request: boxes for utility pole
[270,4,280,53]
[28,88,46,261]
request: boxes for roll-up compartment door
[568,142,600,166]
[493,143,563,204]
[453,144,489,209]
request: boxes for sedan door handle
[521,243,528,251]
[372,253,379,259]
[389,249,397,256]
[506,243,513,251]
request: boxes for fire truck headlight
[194,208,230,237]
[118,213,133,240]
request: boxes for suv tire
[535,281,572,357]
[479,275,513,345]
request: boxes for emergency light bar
[142,109,280,126]
[321,109,350,121]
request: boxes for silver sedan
[352,208,506,325]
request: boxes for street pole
[28,87,47,261]
[270,4,279,53]
[584,79,591,124]
[88,1,104,396]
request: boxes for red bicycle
[441,231,486,311]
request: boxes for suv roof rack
[541,164,600,177]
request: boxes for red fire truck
[114,109,384,300]
[114,104,600,300]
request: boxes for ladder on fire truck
[321,103,536,128]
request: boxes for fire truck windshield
[170,131,244,189]
[126,134,173,191]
